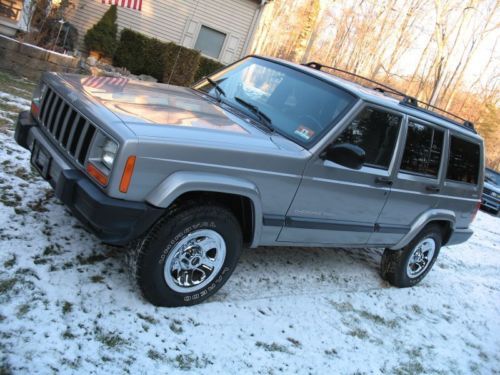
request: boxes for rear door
[278,105,403,245]
[371,117,446,245]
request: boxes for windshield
[193,57,356,146]
[485,169,500,185]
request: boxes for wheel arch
[390,209,456,250]
[146,171,263,247]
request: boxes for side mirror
[321,143,366,170]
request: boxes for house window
[0,0,22,22]
[194,25,226,59]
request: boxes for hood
[57,74,303,151]
[484,181,499,193]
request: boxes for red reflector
[31,102,40,118]
[86,163,109,186]
[471,202,481,221]
[120,156,136,193]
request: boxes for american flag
[101,0,143,11]
[81,76,129,90]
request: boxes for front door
[278,105,403,245]
[370,117,446,245]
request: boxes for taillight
[471,201,481,221]
[119,156,136,193]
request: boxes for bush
[84,5,118,58]
[113,29,148,74]
[113,29,201,86]
[162,43,200,86]
[193,57,225,82]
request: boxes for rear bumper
[446,228,474,246]
[15,111,163,246]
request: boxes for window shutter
[221,35,240,64]
[181,19,200,48]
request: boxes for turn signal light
[86,163,109,186]
[120,156,136,193]
[31,102,40,119]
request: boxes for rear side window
[334,107,401,169]
[400,121,444,177]
[446,136,480,184]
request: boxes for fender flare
[390,209,456,250]
[146,171,263,247]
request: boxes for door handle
[426,185,440,193]
[375,177,393,186]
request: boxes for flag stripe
[100,0,140,10]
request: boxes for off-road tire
[380,224,442,287]
[127,201,242,307]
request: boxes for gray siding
[66,0,259,63]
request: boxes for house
[66,0,269,64]
[0,0,28,36]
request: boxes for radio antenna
[168,0,201,85]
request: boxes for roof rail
[303,61,476,133]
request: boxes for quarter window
[194,26,226,59]
[334,107,402,169]
[400,122,444,177]
[446,136,480,184]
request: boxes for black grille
[39,87,96,166]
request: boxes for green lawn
[0,71,35,130]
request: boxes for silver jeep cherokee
[15,56,484,307]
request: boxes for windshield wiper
[206,77,226,102]
[234,97,274,132]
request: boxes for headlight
[101,139,118,169]
[492,191,497,198]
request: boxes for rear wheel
[381,224,442,287]
[127,202,242,307]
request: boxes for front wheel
[380,224,442,287]
[127,202,242,307]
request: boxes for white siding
[66,0,259,62]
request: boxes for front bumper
[15,111,163,246]
[481,193,499,213]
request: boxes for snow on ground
[0,71,499,374]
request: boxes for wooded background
[251,0,499,169]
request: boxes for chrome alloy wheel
[164,229,227,293]
[406,237,436,278]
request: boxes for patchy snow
[0,73,499,374]
[0,91,31,111]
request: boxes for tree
[84,5,118,58]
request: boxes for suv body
[15,56,484,306]
[482,168,499,214]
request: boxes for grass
[137,313,158,325]
[0,278,17,294]
[97,331,126,349]
[169,320,183,334]
[62,301,73,315]
[3,255,16,269]
[16,303,30,318]
[255,341,291,353]
[147,349,163,361]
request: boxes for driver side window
[334,107,402,169]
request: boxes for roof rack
[303,62,476,133]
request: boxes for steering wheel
[297,114,323,132]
